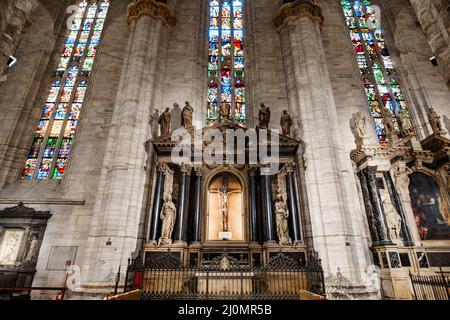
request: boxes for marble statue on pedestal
[159,194,176,246]
[428,108,447,135]
[181,101,194,131]
[280,110,293,136]
[398,112,415,137]
[258,103,271,129]
[382,194,402,241]
[159,107,171,136]
[350,112,370,146]
[274,191,292,246]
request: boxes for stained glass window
[207,0,246,126]
[340,0,409,143]
[22,0,109,180]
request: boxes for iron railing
[125,252,325,300]
[410,269,450,301]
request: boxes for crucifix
[210,175,240,237]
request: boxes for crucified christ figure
[211,182,240,233]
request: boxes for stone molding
[127,0,177,31]
[273,0,323,33]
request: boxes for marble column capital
[193,166,205,177]
[157,162,173,175]
[127,0,177,31]
[248,166,259,176]
[180,163,192,175]
[285,162,296,173]
[273,0,323,33]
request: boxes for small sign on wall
[46,246,78,271]
[219,232,232,240]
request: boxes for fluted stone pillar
[410,0,450,92]
[275,0,375,291]
[81,0,176,293]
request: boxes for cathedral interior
[0,0,449,300]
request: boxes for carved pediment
[0,202,51,220]
[421,133,450,163]
[151,122,303,156]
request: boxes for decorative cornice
[274,0,324,33]
[127,0,177,31]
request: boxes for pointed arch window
[22,0,110,180]
[207,0,246,126]
[340,0,410,143]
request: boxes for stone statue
[428,108,446,135]
[258,103,271,129]
[381,107,397,141]
[158,194,177,246]
[398,112,414,137]
[280,110,293,136]
[219,102,231,122]
[181,101,194,131]
[158,107,171,136]
[382,194,402,241]
[350,112,370,146]
[274,192,292,246]
[390,164,413,193]
[25,233,39,262]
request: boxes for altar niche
[206,172,245,242]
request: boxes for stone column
[357,170,381,245]
[410,0,450,92]
[383,172,414,247]
[174,163,192,244]
[285,163,302,244]
[147,163,166,243]
[261,166,276,244]
[389,163,422,246]
[248,167,259,243]
[80,0,176,293]
[365,167,392,246]
[275,0,375,292]
[191,167,203,244]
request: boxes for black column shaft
[261,173,276,242]
[249,172,258,243]
[286,171,302,243]
[148,168,165,242]
[192,172,202,243]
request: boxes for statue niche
[207,173,244,242]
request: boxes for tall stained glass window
[207,0,246,126]
[340,0,410,142]
[22,0,109,180]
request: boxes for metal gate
[410,270,450,301]
[124,252,325,300]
